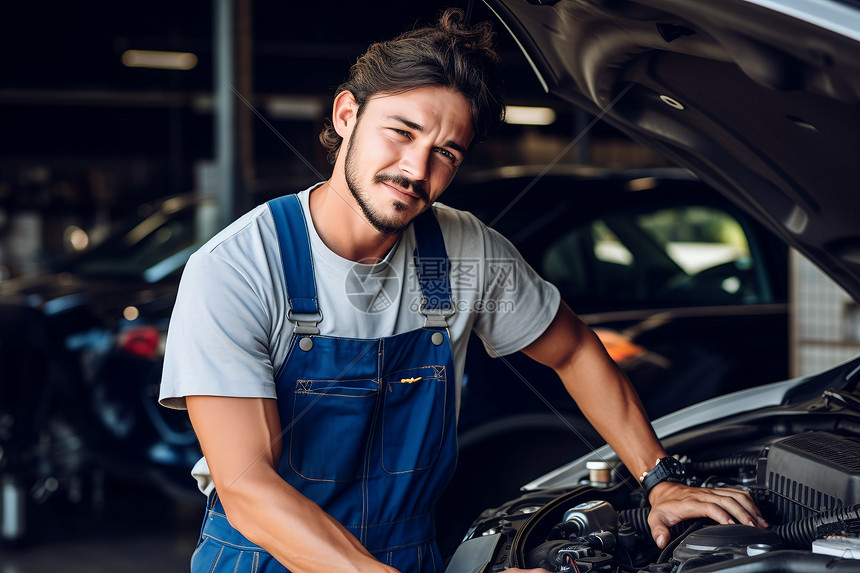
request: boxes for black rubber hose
[687,455,759,474]
[772,504,860,548]
[618,508,690,542]
[618,508,650,536]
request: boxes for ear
[332,91,359,139]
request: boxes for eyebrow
[390,115,468,155]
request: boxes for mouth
[384,182,420,201]
[375,174,428,204]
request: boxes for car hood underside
[486,0,860,299]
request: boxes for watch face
[642,457,687,493]
[665,457,686,477]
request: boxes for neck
[308,179,400,262]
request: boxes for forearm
[521,303,666,481]
[556,321,665,481]
[217,471,393,573]
[188,395,398,573]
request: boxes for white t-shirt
[158,184,560,490]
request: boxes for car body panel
[521,373,808,491]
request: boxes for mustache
[373,173,429,203]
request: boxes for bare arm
[520,302,767,548]
[186,395,399,573]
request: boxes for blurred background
[1,0,657,281]
[1,1,857,571]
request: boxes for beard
[344,123,430,236]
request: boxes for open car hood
[486,0,860,299]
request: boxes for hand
[646,482,769,549]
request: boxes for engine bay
[446,379,860,573]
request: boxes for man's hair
[319,7,505,164]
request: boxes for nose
[399,145,431,182]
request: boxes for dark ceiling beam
[0,89,330,117]
[0,89,201,108]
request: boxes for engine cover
[763,431,860,521]
[673,524,783,562]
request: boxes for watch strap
[640,456,686,495]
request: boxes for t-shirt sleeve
[158,249,277,410]
[470,223,561,358]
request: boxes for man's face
[343,86,474,235]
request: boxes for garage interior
[0,1,855,571]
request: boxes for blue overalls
[191,194,458,573]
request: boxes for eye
[434,147,458,164]
[390,128,411,139]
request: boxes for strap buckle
[289,310,323,335]
[418,298,455,329]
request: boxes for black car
[444,1,860,571]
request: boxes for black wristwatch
[639,456,687,495]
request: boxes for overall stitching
[364,510,434,528]
[359,375,380,547]
[191,536,209,566]
[202,532,263,552]
[209,545,224,573]
[201,508,265,551]
[429,541,438,573]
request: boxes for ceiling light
[123,306,140,321]
[627,177,658,192]
[659,95,684,110]
[505,105,557,125]
[266,96,325,120]
[122,49,198,70]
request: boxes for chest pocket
[381,365,447,474]
[289,378,379,482]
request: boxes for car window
[542,205,762,308]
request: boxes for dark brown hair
[319,7,505,164]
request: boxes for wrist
[638,456,687,495]
[646,480,677,504]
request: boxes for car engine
[446,380,860,573]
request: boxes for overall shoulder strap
[267,194,321,333]
[412,208,454,328]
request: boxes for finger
[710,488,769,527]
[647,512,672,549]
[691,491,764,528]
[704,489,766,527]
[653,489,745,528]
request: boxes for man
[159,8,767,573]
